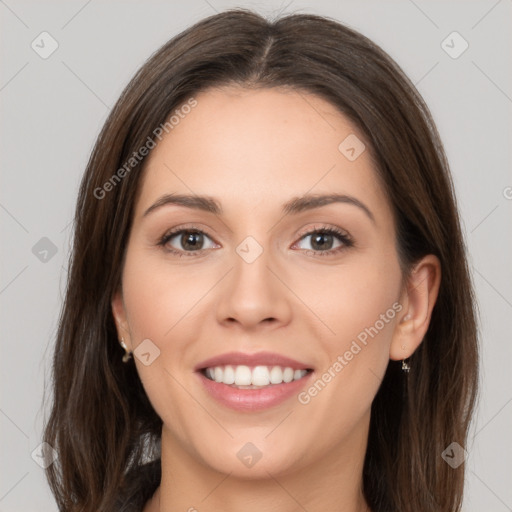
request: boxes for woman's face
[113,86,407,478]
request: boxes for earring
[120,337,132,363]
[401,358,410,373]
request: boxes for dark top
[113,459,161,511]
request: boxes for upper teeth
[204,365,309,387]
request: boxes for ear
[390,254,441,360]
[111,288,132,350]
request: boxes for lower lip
[196,371,314,411]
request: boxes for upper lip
[194,351,313,371]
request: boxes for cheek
[121,249,199,340]
[292,271,401,462]
[120,252,197,434]
[299,252,402,349]
[298,251,402,411]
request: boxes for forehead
[135,86,391,225]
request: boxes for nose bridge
[231,233,276,303]
[215,230,291,328]
[235,234,267,267]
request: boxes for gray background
[1,0,511,510]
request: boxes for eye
[158,227,218,256]
[157,224,354,258]
[293,225,353,256]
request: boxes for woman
[43,9,479,512]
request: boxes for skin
[112,86,441,512]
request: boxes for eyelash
[157,224,354,258]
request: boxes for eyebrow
[143,193,375,224]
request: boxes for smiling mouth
[200,364,314,389]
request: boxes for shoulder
[113,459,161,512]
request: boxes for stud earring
[120,337,132,363]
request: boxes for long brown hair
[43,9,479,511]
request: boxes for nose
[215,241,293,331]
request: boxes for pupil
[312,233,333,251]
[182,231,202,250]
